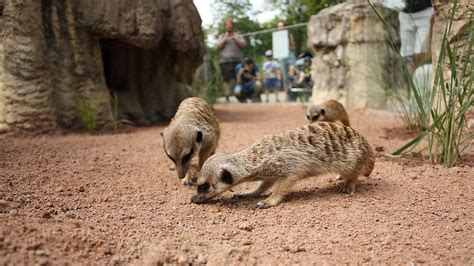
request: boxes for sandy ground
[1,104,473,265]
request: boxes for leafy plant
[370,0,473,167]
[75,92,106,133]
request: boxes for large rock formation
[307,0,403,110]
[0,0,204,132]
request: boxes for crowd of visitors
[217,18,313,103]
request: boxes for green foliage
[424,10,473,167]
[75,93,105,133]
[371,0,473,167]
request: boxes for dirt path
[1,104,473,265]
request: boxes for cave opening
[99,38,166,126]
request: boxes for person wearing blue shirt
[234,58,262,103]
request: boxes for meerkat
[162,97,220,186]
[191,122,374,209]
[306,99,350,126]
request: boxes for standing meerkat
[162,97,220,186]
[306,99,350,126]
[191,122,374,208]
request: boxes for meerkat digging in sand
[191,122,374,208]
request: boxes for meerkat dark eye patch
[197,182,210,194]
[221,170,233,184]
[311,114,320,122]
[306,115,311,120]
[182,148,194,164]
[196,131,203,143]
[320,109,326,115]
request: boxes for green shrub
[370,0,473,167]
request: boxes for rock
[42,210,55,219]
[431,0,472,94]
[237,222,254,232]
[0,0,205,133]
[468,119,474,129]
[0,199,9,210]
[196,254,207,264]
[177,255,188,264]
[308,1,402,110]
[35,249,49,256]
[242,240,253,246]
[288,244,304,253]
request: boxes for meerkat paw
[339,182,356,194]
[181,176,195,186]
[251,201,271,209]
[251,200,279,209]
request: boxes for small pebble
[238,222,254,231]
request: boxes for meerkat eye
[197,182,210,193]
[312,115,319,122]
[320,109,326,115]
[220,169,233,184]
[182,148,194,164]
[196,131,203,143]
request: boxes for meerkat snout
[306,107,326,122]
[308,110,325,122]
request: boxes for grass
[75,92,106,133]
[370,0,473,167]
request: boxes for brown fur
[192,122,374,208]
[306,100,350,126]
[162,97,220,186]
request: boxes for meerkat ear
[320,109,326,115]
[196,131,203,143]
[221,169,233,184]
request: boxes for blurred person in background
[234,57,262,103]
[217,18,246,103]
[262,50,282,103]
[383,0,434,74]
